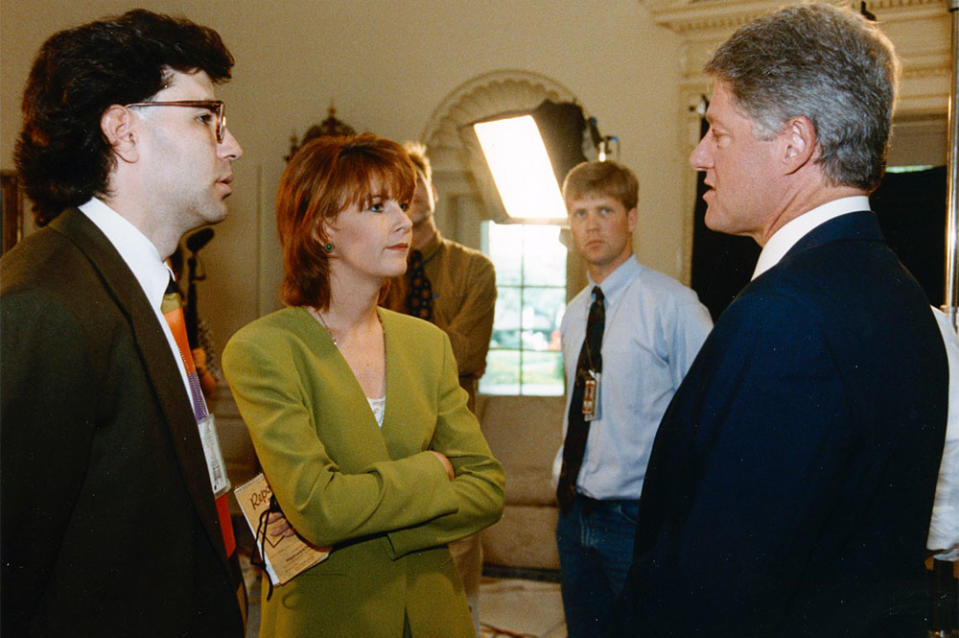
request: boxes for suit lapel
[379,309,430,459]
[298,308,390,460]
[50,209,230,571]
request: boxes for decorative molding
[643,0,798,33]
[645,0,951,79]
[421,70,579,179]
[642,0,947,33]
[417,70,581,233]
[285,102,356,162]
[902,53,953,80]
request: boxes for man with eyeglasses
[1,9,245,637]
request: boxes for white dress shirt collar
[752,195,870,280]
[78,197,195,400]
[78,197,172,312]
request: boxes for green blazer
[223,307,505,638]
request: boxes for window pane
[479,350,521,395]
[521,287,565,352]
[487,223,523,286]
[481,221,567,397]
[522,225,566,286]
[490,287,521,349]
[521,351,565,396]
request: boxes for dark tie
[557,286,605,513]
[406,249,434,321]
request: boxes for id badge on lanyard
[197,413,231,497]
[582,369,600,422]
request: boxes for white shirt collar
[78,197,172,311]
[752,195,870,280]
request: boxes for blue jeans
[556,495,639,638]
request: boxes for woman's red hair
[276,133,416,309]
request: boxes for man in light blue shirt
[552,160,712,637]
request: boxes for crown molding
[641,0,948,34]
[643,0,951,113]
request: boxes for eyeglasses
[125,100,227,143]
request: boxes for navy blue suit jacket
[617,212,947,637]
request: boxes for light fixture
[472,114,568,224]
[464,100,614,225]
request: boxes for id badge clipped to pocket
[582,370,600,422]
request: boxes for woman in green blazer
[223,134,505,638]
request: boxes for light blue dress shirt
[552,256,713,500]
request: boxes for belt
[578,494,600,515]
[574,493,640,516]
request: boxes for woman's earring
[324,242,334,253]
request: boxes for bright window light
[473,115,567,222]
[886,165,934,174]
[480,221,566,396]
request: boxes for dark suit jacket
[616,212,947,637]
[1,209,244,636]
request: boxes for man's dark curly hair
[14,9,234,226]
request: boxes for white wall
[1,0,684,351]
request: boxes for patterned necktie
[557,286,605,513]
[406,249,434,321]
[161,277,236,558]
